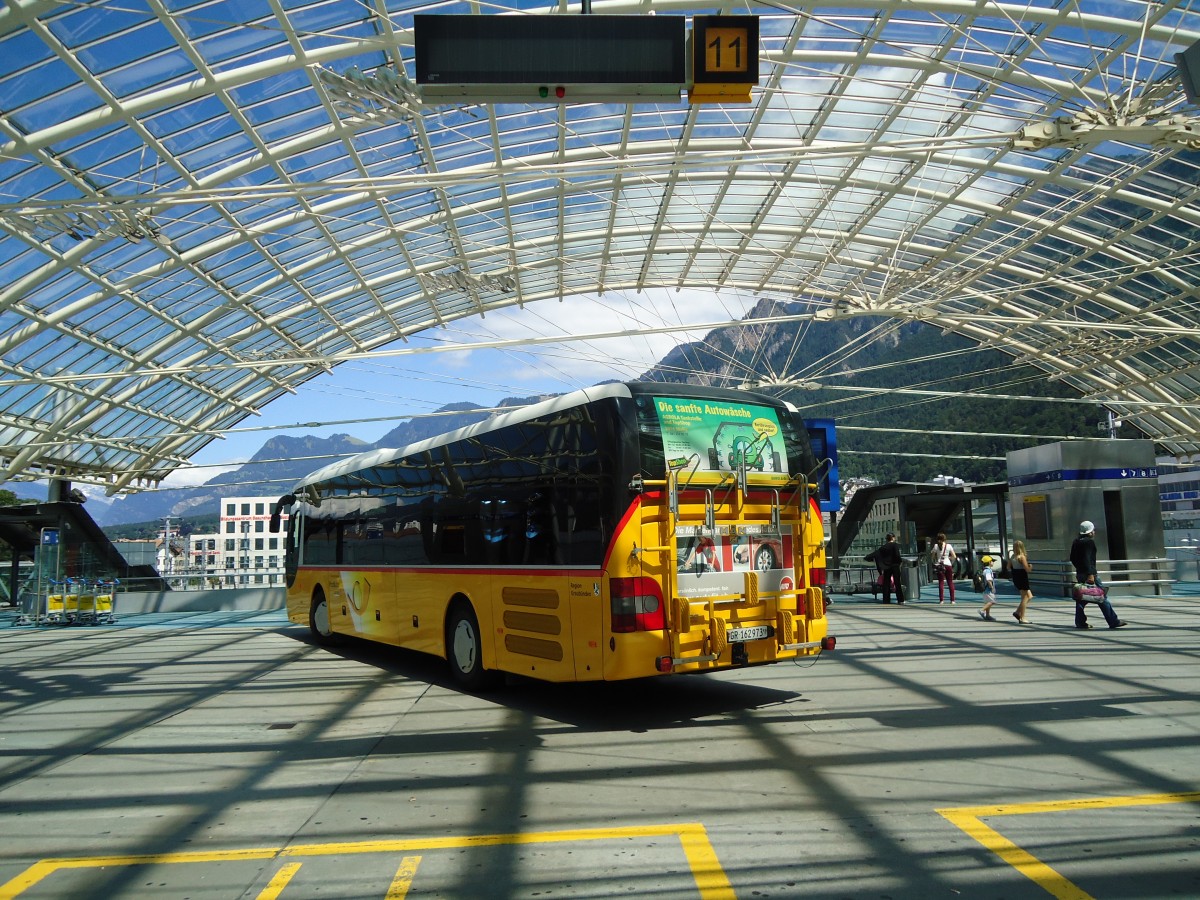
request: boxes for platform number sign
[692,16,759,85]
[705,27,748,74]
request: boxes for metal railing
[826,566,882,597]
[1028,558,1174,597]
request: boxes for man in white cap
[1069,520,1127,629]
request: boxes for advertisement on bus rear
[674,525,796,598]
[654,396,798,598]
[652,396,789,480]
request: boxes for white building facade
[184,496,289,587]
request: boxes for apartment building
[185,496,289,587]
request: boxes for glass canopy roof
[1,0,1198,491]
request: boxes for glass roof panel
[2,0,1200,487]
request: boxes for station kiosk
[1007,439,1168,596]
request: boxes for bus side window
[304,517,338,566]
[481,497,523,565]
[345,515,387,566]
[564,483,606,565]
[429,497,470,564]
[390,515,425,565]
[524,492,559,565]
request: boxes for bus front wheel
[309,589,337,645]
[447,602,493,690]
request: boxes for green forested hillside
[646,301,1103,484]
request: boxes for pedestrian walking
[1069,521,1127,629]
[1010,540,1033,624]
[932,532,957,604]
[978,555,997,620]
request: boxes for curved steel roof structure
[1,0,1199,492]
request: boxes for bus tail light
[821,636,836,650]
[809,567,827,587]
[610,577,665,633]
[655,656,674,673]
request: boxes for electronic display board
[415,14,686,102]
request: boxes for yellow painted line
[256,862,303,900]
[0,862,60,900]
[942,790,1200,819]
[385,856,422,900]
[937,791,1200,900]
[938,809,1094,900]
[678,824,736,900]
[0,848,281,900]
[0,823,729,899]
[282,821,698,856]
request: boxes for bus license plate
[726,625,772,642]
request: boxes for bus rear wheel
[309,588,337,645]
[447,602,494,690]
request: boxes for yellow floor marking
[385,856,422,900]
[678,825,736,900]
[0,848,280,900]
[0,823,728,899]
[937,791,1200,900]
[938,810,1094,900]
[282,821,700,856]
[256,862,303,900]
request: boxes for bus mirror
[270,494,295,533]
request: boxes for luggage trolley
[43,578,70,624]
[14,527,62,626]
[72,578,99,625]
[92,579,119,625]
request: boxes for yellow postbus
[273,382,834,687]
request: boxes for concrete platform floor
[1,586,1198,899]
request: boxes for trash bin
[904,562,922,600]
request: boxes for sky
[151,287,767,491]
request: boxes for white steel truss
[0,0,1198,490]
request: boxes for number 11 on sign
[705,27,749,74]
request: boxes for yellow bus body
[285,479,827,683]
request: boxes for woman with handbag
[932,532,957,604]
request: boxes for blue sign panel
[804,418,840,513]
[1009,467,1158,488]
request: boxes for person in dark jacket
[1069,520,1126,629]
[874,533,906,604]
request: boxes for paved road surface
[1,591,1197,898]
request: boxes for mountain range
[91,299,1101,528]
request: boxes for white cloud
[436,288,761,387]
